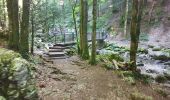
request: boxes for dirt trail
[35,56,170,100]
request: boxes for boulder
[152,46,162,51]
[148,49,170,60]
[0,48,38,100]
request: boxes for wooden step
[48,52,65,57]
[49,46,69,50]
[49,49,64,52]
[54,42,76,47]
[48,56,68,59]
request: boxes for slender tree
[70,0,80,54]
[79,0,84,55]
[6,0,19,51]
[90,0,97,65]
[124,0,129,37]
[130,0,143,71]
[20,0,30,58]
[31,5,34,54]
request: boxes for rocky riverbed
[98,41,170,84]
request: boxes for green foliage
[130,92,153,100]
[0,96,6,100]
[155,75,167,83]
[115,71,153,85]
[154,88,168,97]
[66,48,77,56]
[138,48,148,54]
[98,53,124,62]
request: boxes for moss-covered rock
[0,48,38,100]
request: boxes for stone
[0,48,38,100]
[152,46,162,51]
[137,63,144,66]
[146,69,159,74]
[148,49,170,60]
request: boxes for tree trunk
[90,0,97,65]
[124,0,129,37]
[31,8,34,54]
[79,0,84,55]
[20,0,30,58]
[130,0,143,71]
[6,0,19,51]
[71,0,80,54]
[82,0,89,60]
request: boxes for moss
[124,76,136,85]
[138,48,148,54]
[154,88,168,97]
[0,96,6,100]
[130,92,153,100]
[116,71,153,84]
[155,75,167,83]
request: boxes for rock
[11,58,30,88]
[0,48,38,100]
[164,62,170,66]
[148,45,154,48]
[148,49,170,60]
[152,46,162,51]
[137,63,144,66]
[146,69,159,74]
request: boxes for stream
[98,40,170,83]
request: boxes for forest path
[36,56,128,100]
[35,56,169,100]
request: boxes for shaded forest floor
[35,56,170,100]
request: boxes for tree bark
[20,0,30,58]
[6,0,19,51]
[90,0,97,65]
[82,0,89,60]
[124,0,129,37]
[79,0,84,55]
[130,0,143,71]
[31,8,34,54]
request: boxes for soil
[35,56,170,100]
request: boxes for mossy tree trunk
[82,0,89,60]
[124,0,129,37]
[20,0,30,58]
[6,0,19,51]
[79,0,84,55]
[31,7,34,54]
[130,0,143,71]
[90,0,97,65]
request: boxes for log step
[49,49,64,52]
[48,56,68,59]
[48,52,65,57]
[49,46,69,50]
[54,42,76,47]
